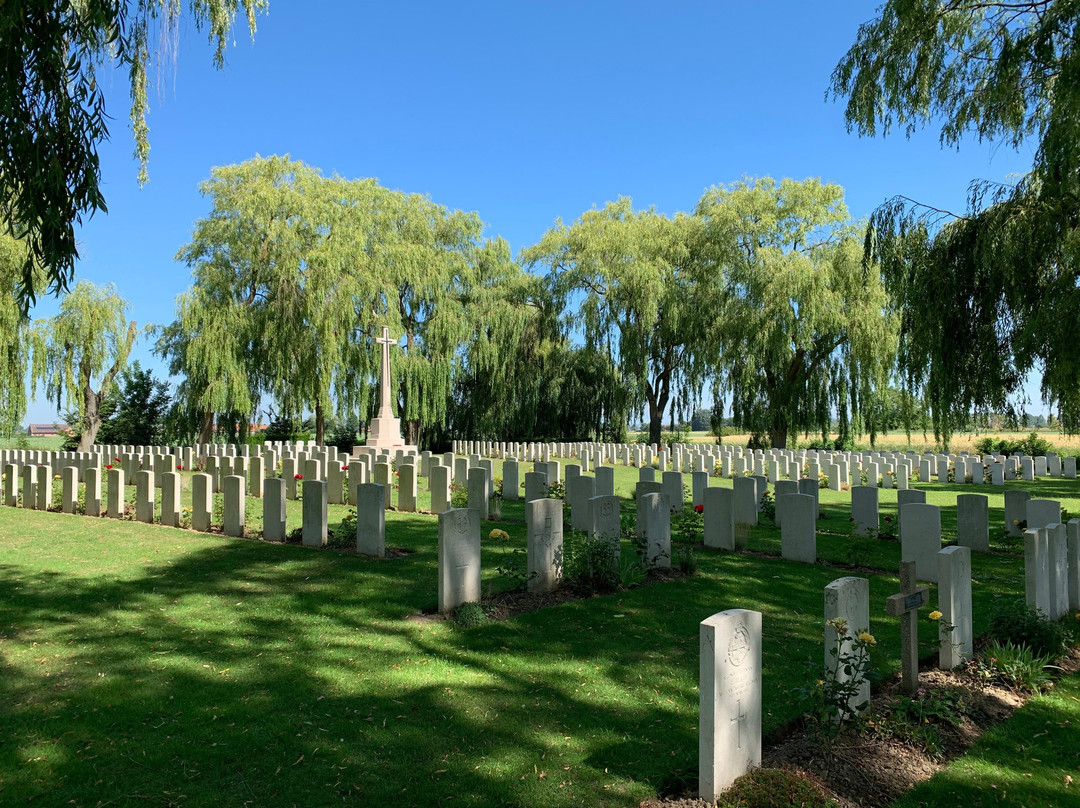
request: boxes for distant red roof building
[27,423,69,437]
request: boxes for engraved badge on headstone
[454,510,470,534]
[728,625,750,667]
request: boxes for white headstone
[956,493,990,552]
[703,487,735,551]
[356,483,386,557]
[438,508,481,613]
[899,503,941,583]
[780,493,816,564]
[527,498,564,593]
[302,480,327,547]
[824,576,871,714]
[699,609,762,802]
[937,546,973,668]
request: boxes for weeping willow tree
[163,155,521,447]
[29,281,137,450]
[358,188,501,447]
[0,233,42,435]
[831,0,1080,432]
[434,237,547,442]
[154,291,260,444]
[0,0,267,312]
[445,268,629,443]
[161,156,381,444]
[522,198,712,446]
[696,177,897,449]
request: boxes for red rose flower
[694,504,704,513]
[105,464,113,470]
[294,473,303,480]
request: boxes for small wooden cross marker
[886,560,930,694]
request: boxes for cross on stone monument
[375,326,395,418]
[886,560,930,694]
[366,325,415,451]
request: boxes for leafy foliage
[561,529,621,592]
[799,618,878,760]
[455,602,487,628]
[717,768,835,808]
[29,281,137,451]
[696,177,896,448]
[96,362,171,446]
[0,233,41,435]
[984,641,1058,693]
[974,432,1054,457]
[832,0,1080,434]
[0,0,266,312]
[986,599,1069,657]
[523,198,712,446]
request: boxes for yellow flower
[858,632,876,645]
[488,529,509,541]
[929,610,943,621]
[1013,519,1020,526]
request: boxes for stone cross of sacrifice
[375,326,395,419]
[885,560,930,694]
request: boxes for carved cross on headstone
[886,560,930,694]
[730,698,747,749]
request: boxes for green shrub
[717,767,836,808]
[974,432,1055,457]
[449,483,468,509]
[618,555,647,588]
[984,641,1057,692]
[1018,431,1053,456]
[673,501,704,542]
[329,509,357,549]
[986,599,1068,657]
[325,427,358,454]
[676,546,698,576]
[455,602,487,628]
[562,529,620,592]
[759,490,775,524]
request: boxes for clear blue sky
[25,0,1039,424]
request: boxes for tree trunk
[315,402,325,445]
[198,410,215,444]
[770,411,789,450]
[405,419,421,447]
[648,408,663,447]
[78,387,102,452]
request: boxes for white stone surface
[699,609,762,802]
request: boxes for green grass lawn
[0,458,1077,807]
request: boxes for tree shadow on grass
[0,538,743,808]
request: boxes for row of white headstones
[453,439,1080,483]
[5,445,1078,613]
